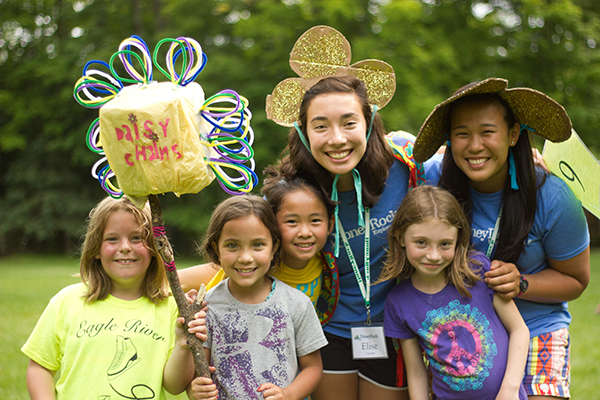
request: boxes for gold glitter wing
[266,78,307,127]
[266,25,396,127]
[350,60,396,109]
[290,25,351,79]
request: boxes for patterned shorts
[523,327,570,398]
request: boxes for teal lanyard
[338,208,372,324]
[486,206,503,258]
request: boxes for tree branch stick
[148,194,210,378]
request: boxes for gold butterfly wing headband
[266,25,396,127]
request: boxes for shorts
[320,330,406,390]
[523,327,570,398]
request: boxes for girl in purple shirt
[379,185,529,400]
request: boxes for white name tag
[351,324,388,359]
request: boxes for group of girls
[181,75,588,400]
[23,56,589,400]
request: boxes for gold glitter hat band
[266,25,396,127]
[413,78,572,163]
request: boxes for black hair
[262,164,335,221]
[438,93,543,263]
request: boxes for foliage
[1,0,598,255]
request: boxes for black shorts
[320,330,407,390]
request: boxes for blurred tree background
[1,0,599,257]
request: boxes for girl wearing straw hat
[413,78,590,398]
[265,26,424,400]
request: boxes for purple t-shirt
[384,252,527,400]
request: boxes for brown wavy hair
[376,185,480,298]
[80,196,167,303]
[278,75,395,208]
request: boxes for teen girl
[265,25,426,399]
[413,78,590,398]
[178,169,339,323]
[380,185,529,400]
[270,75,420,400]
[22,196,199,400]
[187,195,327,400]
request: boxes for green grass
[1,253,599,399]
[568,250,600,397]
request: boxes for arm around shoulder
[178,263,220,293]
[522,245,590,303]
[521,177,591,302]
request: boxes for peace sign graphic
[419,300,497,391]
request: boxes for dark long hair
[279,76,395,208]
[438,93,541,263]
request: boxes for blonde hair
[80,196,168,303]
[377,185,480,298]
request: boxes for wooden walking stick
[149,194,211,378]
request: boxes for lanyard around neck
[486,206,503,258]
[337,207,372,323]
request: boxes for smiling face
[213,215,277,300]
[97,211,152,300]
[305,92,367,191]
[276,189,331,270]
[449,100,520,193]
[403,218,458,293]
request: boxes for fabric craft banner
[99,81,214,197]
[543,129,600,219]
[74,36,257,206]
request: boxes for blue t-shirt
[423,154,589,336]
[470,173,589,337]
[322,160,409,338]
[384,252,527,400]
[424,152,444,185]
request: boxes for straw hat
[413,78,572,163]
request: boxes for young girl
[187,195,327,400]
[22,196,198,400]
[380,185,529,400]
[178,169,339,324]
[414,78,590,398]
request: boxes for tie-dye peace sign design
[418,300,497,391]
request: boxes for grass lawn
[1,252,599,399]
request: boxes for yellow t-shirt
[21,283,186,400]
[206,255,322,306]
